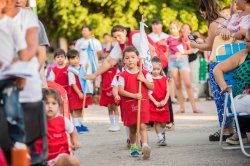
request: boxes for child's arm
[68,71,84,99]
[149,93,161,107]
[65,117,81,150]
[112,86,120,102]
[72,85,84,99]
[160,79,172,106]
[137,73,154,90]
[118,86,141,100]
[69,128,81,150]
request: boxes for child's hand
[78,92,84,99]
[159,100,167,107]
[154,101,161,107]
[15,78,26,90]
[71,141,81,151]
[114,95,121,103]
[134,93,142,100]
[137,73,146,82]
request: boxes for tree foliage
[37,0,231,42]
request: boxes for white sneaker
[112,125,120,132]
[108,125,120,132]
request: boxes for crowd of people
[0,0,250,165]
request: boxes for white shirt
[64,116,75,133]
[109,33,141,60]
[0,16,27,73]
[13,8,41,103]
[148,32,169,43]
[75,37,102,53]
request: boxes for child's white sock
[157,132,164,141]
[125,126,130,140]
[109,115,115,126]
[78,118,84,125]
[142,143,149,148]
[73,118,80,126]
[160,127,165,134]
[115,115,119,126]
[131,143,136,147]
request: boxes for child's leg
[155,122,164,141]
[140,124,151,159]
[113,104,120,127]
[71,110,80,127]
[129,125,137,145]
[128,125,140,157]
[107,104,115,126]
[54,154,80,166]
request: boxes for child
[118,46,154,159]
[149,57,171,146]
[166,20,201,114]
[67,49,92,133]
[47,49,69,91]
[40,88,80,166]
[0,0,29,150]
[100,66,120,132]
[100,49,120,132]
[111,62,131,147]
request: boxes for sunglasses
[244,38,250,42]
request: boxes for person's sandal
[209,130,233,141]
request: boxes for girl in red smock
[37,88,80,166]
[149,57,171,146]
[100,66,120,132]
[118,46,154,159]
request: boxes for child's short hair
[54,48,66,58]
[42,88,62,109]
[122,46,139,58]
[67,49,79,59]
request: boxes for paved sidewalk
[75,100,250,166]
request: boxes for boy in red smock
[67,49,92,133]
[47,49,69,91]
[118,46,154,159]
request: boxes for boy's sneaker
[158,139,167,146]
[130,146,140,157]
[80,125,89,132]
[76,126,84,134]
[142,145,151,160]
[226,132,249,145]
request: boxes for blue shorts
[168,56,190,71]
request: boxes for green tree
[37,0,231,43]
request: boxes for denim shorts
[168,56,190,71]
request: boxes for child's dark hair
[54,48,66,58]
[122,46,139,58]
[151,56,165,76]
[67,49,79,59]
[111,25,131,37]
[42,88,62,110]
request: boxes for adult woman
[213,29,250,145]
[85,25,155,80]
[218,0,250,41]
[166,20,201,114]
[190,0,233,141]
